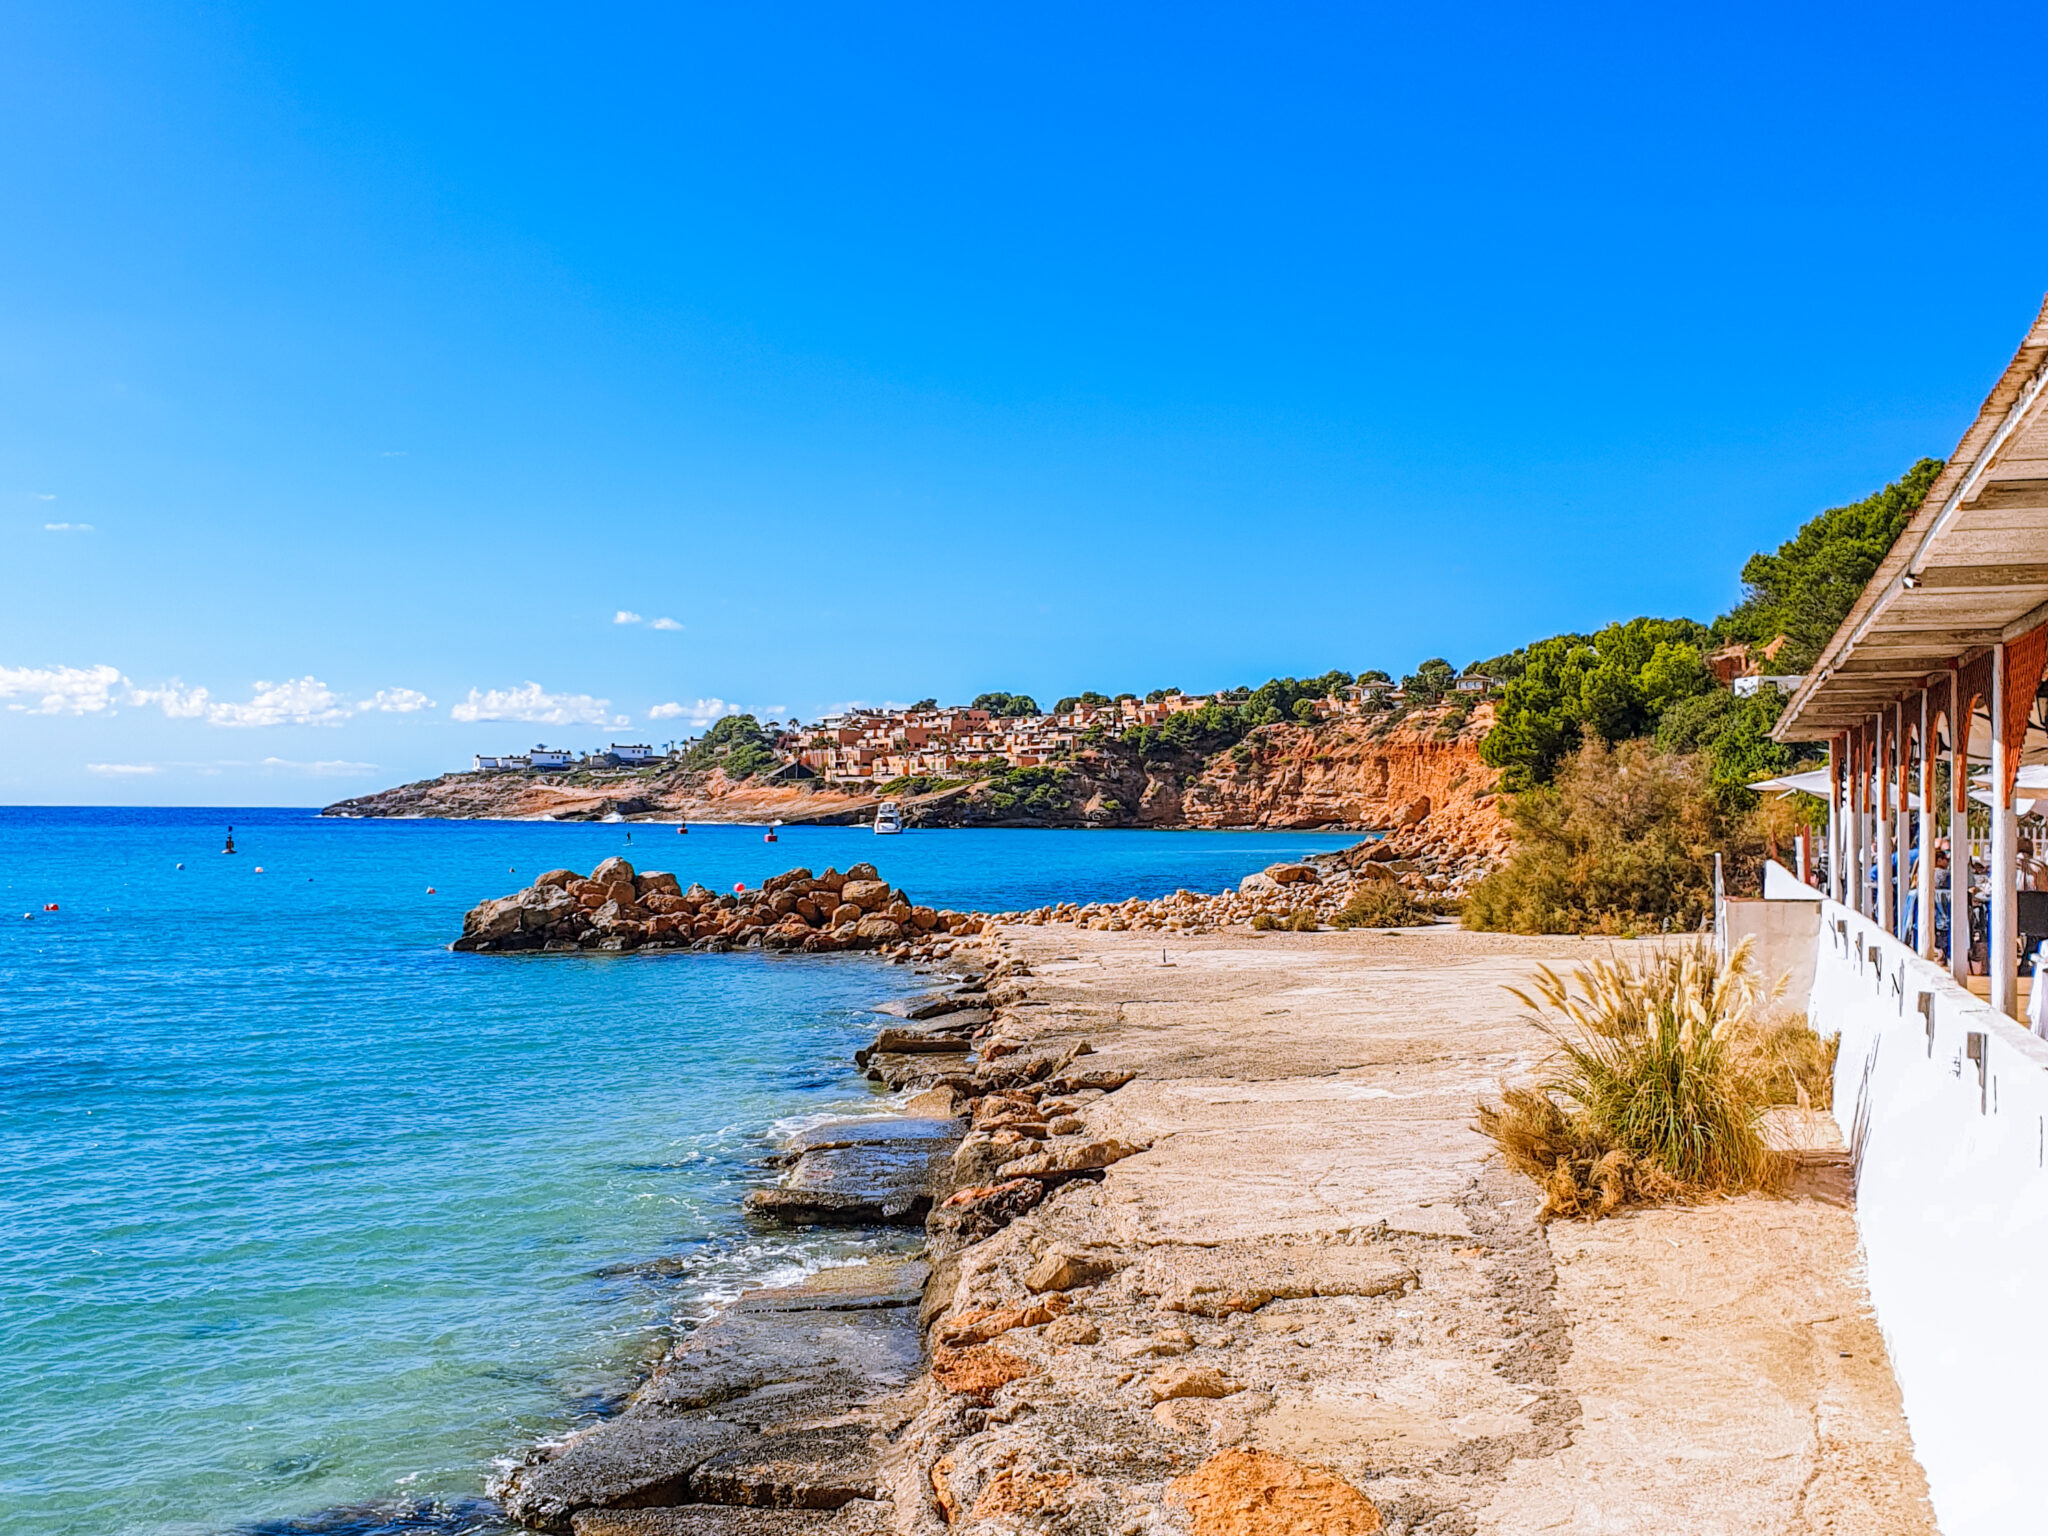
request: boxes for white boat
[873,800,905,835]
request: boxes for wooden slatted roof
[1776,296,2048,739]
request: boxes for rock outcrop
[452,860,984,957]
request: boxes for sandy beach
[882,923,1936,1535]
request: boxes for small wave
[760,1091,920,1145]
[223,1496,507,1536]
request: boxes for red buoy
[734,882,746,893]
[427,886,437,894]
[42,903,58,912]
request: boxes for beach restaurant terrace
[1775,295,2048,1021]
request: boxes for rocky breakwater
[985,826,1490,937]
[495,955,1157,1534]
[453,859,987,958]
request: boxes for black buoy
[222,824,236,855]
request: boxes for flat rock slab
[638,1298,924,1413]
[747,1119,964,1225]
[875,992,970,1020]
[737,1260,929,1314]
[691,1420,886,1509]
[501,1414,744,1531]
[572,1501,893,1535]
[784,1117,964,1153]
[862,1052,974,1090]
[506,1271,926,1532]
[855,1028,976,1064]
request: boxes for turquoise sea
[0,809,1358,1536]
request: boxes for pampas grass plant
[1476,938,1787,1220]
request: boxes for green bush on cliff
[1654,688,1803,811]
[972,692,1040,717]
[877,774,968,796]
[1476,618,1717,791]
[976,764,1075,820]
[682,715,781,780]
[1463,739,1749,935]
[1714,457,1942,670]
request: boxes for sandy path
[902,923,1934,1535]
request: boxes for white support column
[1918,688,1935,958]
[1952,671,1972,985]
[1851,729,1867,916]
[1877,712,1895,934]
[1993,642,2019,1018]
[1827,739,1842,902]
[1896,700,1912,939]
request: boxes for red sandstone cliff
[324,706,1513,878]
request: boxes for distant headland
[322,679,1515,897]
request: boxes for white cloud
[356,687,436,714]
[650,617,683,631]
[648,697,742,726]
[129,681,211,718]
[36,493,55,501]
[258,757,380,776]
[0,663,125,715]
[203,677,353,727]
[86,761,161,776]
[44,522,93,532]
[8,664,437,727]
[452,681,624,727]
[614,610,643,625]
[379,450,408,457]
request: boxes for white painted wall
[1813,901,2048,1535]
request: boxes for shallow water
[0,810,1356,1535]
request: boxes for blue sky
[4,2,2045,804]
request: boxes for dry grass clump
[1476,939,1786,1220]
[1250,910,1321,932]
[1330,882,1428,930]
[1728,1011,1839,1111]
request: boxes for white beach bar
[1758,297,2048,1532]
[1802,894,2048,1535]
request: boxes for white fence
[1813,900,2048,1535]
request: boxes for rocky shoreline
[488,940,1162,1534]
[474,901,1932,1536]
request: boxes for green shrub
[1331,882,1427,929]
[1250,912,1280,931]
[1463,738,1738,935]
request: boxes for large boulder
[844,862,880,882]
[592,856,637,885]
[534,868,578,889]
[458,883,578,947]
[1265,863,1318,885]
[634,871,680,898]
[840,879,892,912]
[853,915,905,944]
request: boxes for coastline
[495,919,1940,1535]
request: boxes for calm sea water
[0,809,1357,1536]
